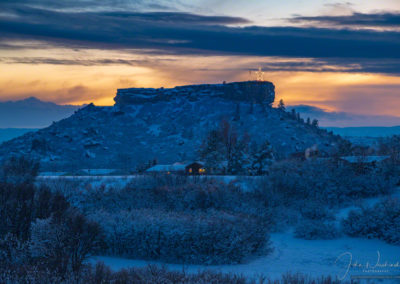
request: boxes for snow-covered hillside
[0,81,340,170]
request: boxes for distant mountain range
[324,126,400,138]
[0,97,82,128]
[0,97,400,145]
[287,105,400,128]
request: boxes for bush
[268,159,395,207]
[0,156,39,185]
[294,219,340,240]
[299,201,335,221]
[89,209,270,264]
[30,209,102,274]
[342,198,400,244]
[0,157,102,278]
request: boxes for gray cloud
[290,12,400,28]
[1,3,400,74]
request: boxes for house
[339,155,389,165]
[146,161,205,175]
[338,155,390,171]
[77,169,118,175]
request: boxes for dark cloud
[3,56,400,75]
[1,0,173,12]
[97,11,250,25]
[1,3,400,74]
[0,57,147,66]
[290,12,400,28]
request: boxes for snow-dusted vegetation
[57,177,273,264]
[342,198,400,244]
[90,209,268,264]
[2,136,400,281]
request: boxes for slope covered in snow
[0,81,340,170]
[92,233,400,281]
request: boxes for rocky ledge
[114,81,275,106]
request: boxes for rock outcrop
[115,81,275,106]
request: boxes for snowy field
[37,174,242,190]
[40,175,400,281]
[91,233,400,281]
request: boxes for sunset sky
[1,0,399,120]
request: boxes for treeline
[0,156,102,278]
[200,120,274,175]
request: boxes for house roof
[339,156,389,163]
[146,164,186,172]
[146,161,204,172]
[80,169,117,175]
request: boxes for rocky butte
[115,81,275,106]
[0,81,340,171]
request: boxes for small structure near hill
[339,155,389,165]
[339,155,389,172]
[146,161,205,175]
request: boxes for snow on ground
[91,233,400,281]
[37,175,243,189]
[335,188,400,221]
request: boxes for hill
[0,97,82,128]
[0,81,341,171]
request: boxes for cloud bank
[1,2,400,74]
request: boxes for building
[339,155,390,172]
[339,156,389,165]
[146,162,205,175]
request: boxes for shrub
[342,198,400,244]
[268,159,395,207]
[294,219,340,240]
[299,201,335,221]
[30,209,102,274]
[89,209,270,264]
[0,156,39,185]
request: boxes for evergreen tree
[228,134,250,175]
[312,119,319,128]
[306,117,311,125]
[249,100,254,114]
[278,99,285,111]
[291,109,296,119]
[234,103,241,121]
[229,141,246,174]
[249,140,274,175]
[199,130,225,173]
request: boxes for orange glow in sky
[1,51,399,118]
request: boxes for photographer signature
[335,251,400,280]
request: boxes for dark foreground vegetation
[1,262,348,284]
[1,148,399,281]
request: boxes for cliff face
[114,81,275,106]
[0,81,339,171]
